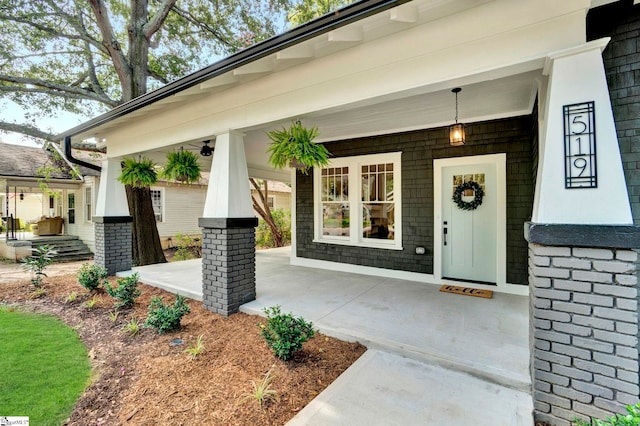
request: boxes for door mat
[439,284,493,299]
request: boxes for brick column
[94,216,132,276]
[528,224,640,426]
[199,217,258,317]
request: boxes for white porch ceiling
[136,68,540,181]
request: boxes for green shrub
[105,273,141,308]
[77,263,108,291]
[21,245,56,287]
[260,306,314,360]
[256,209,291,248]
[145,294,190,334]
[574,403,640,426]
[172,233,202,261]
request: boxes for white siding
[155,183,206,238]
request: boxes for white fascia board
[103,0,589,157]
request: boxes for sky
[1,100,88,148]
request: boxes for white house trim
[290,256,529,296]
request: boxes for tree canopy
[288,0,354,26]
[0,0,297,142]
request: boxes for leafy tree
[0,0,294,141]
[0,0,293,265]
[288,0,355,26]
[251,178,288,247]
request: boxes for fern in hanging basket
[267,121,329,175]
[160,149,202,184]
[118,157,158,188]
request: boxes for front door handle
[443,221,448,246]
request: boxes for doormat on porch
[439,284,493,299]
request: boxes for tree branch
[0,121,56,142]
[0,13,107,56]
[87,0,132,99]
[148,68,169,84]
[0,75,119,107]
[170,6,235,49]
[144,0,177,39]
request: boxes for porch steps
[30,236,93,262]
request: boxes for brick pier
[528,225,640,425]
[199,217,258,316]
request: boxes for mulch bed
[0,272,365,425]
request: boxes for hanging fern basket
[160,149,202,184]
[266,120,330,175]
[118,157,158,188]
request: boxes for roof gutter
[57,0,411,142]
[64,136,101,172]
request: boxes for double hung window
[314,152,401,249]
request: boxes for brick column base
[199,217,258,317]
[527,224,640,426]
[94,216,132,276]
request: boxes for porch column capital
[533,38,632,225]
[203,131,254,218]
[95,157,129,217]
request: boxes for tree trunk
[126,185,166,265]
[250,178,285,247]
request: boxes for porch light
[200,140,213,156]
[449,88,465,146]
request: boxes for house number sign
[563,101,597,188]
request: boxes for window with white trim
[150,189,164,222]
[267,195,275,209]
[84,186,92,222]
[68,193,75,224]
[314,152,401,249]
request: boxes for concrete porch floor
[128,247,533,425]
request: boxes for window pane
[386,173,394,201]
[362,203,395,240]
[342,175,349,199]
[322,203,350,237]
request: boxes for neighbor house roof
[0,142,99,180]
[58,0,409,142]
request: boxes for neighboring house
[56,1,640,423]
[0,141,210,254]
[250,180,292,214]
[0,141,100,255]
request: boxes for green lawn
[0,308,91,425]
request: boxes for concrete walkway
[129,247,533,425]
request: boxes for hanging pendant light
[449,88,465,146]
[200,140,213,156]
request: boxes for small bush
[573,402,640,426]
[105,273,141,309]
[145,294,190,334]
[184,335,206,360]
[172,233,202,261]
[122,317,142,337]
[66,292,78,303]
[256,209,291,249]
[260,306,314,360]
[21,245,56,287]
[84,295,100,309]
[239,366,279,409]
[77,263,108,292]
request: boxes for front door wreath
[452,181,484,210]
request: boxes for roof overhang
[58,0,596,181]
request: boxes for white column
[95,157,130,217]
[203,131,254,218]
[533,38,632,225]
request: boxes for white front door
[436,154,505,285]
